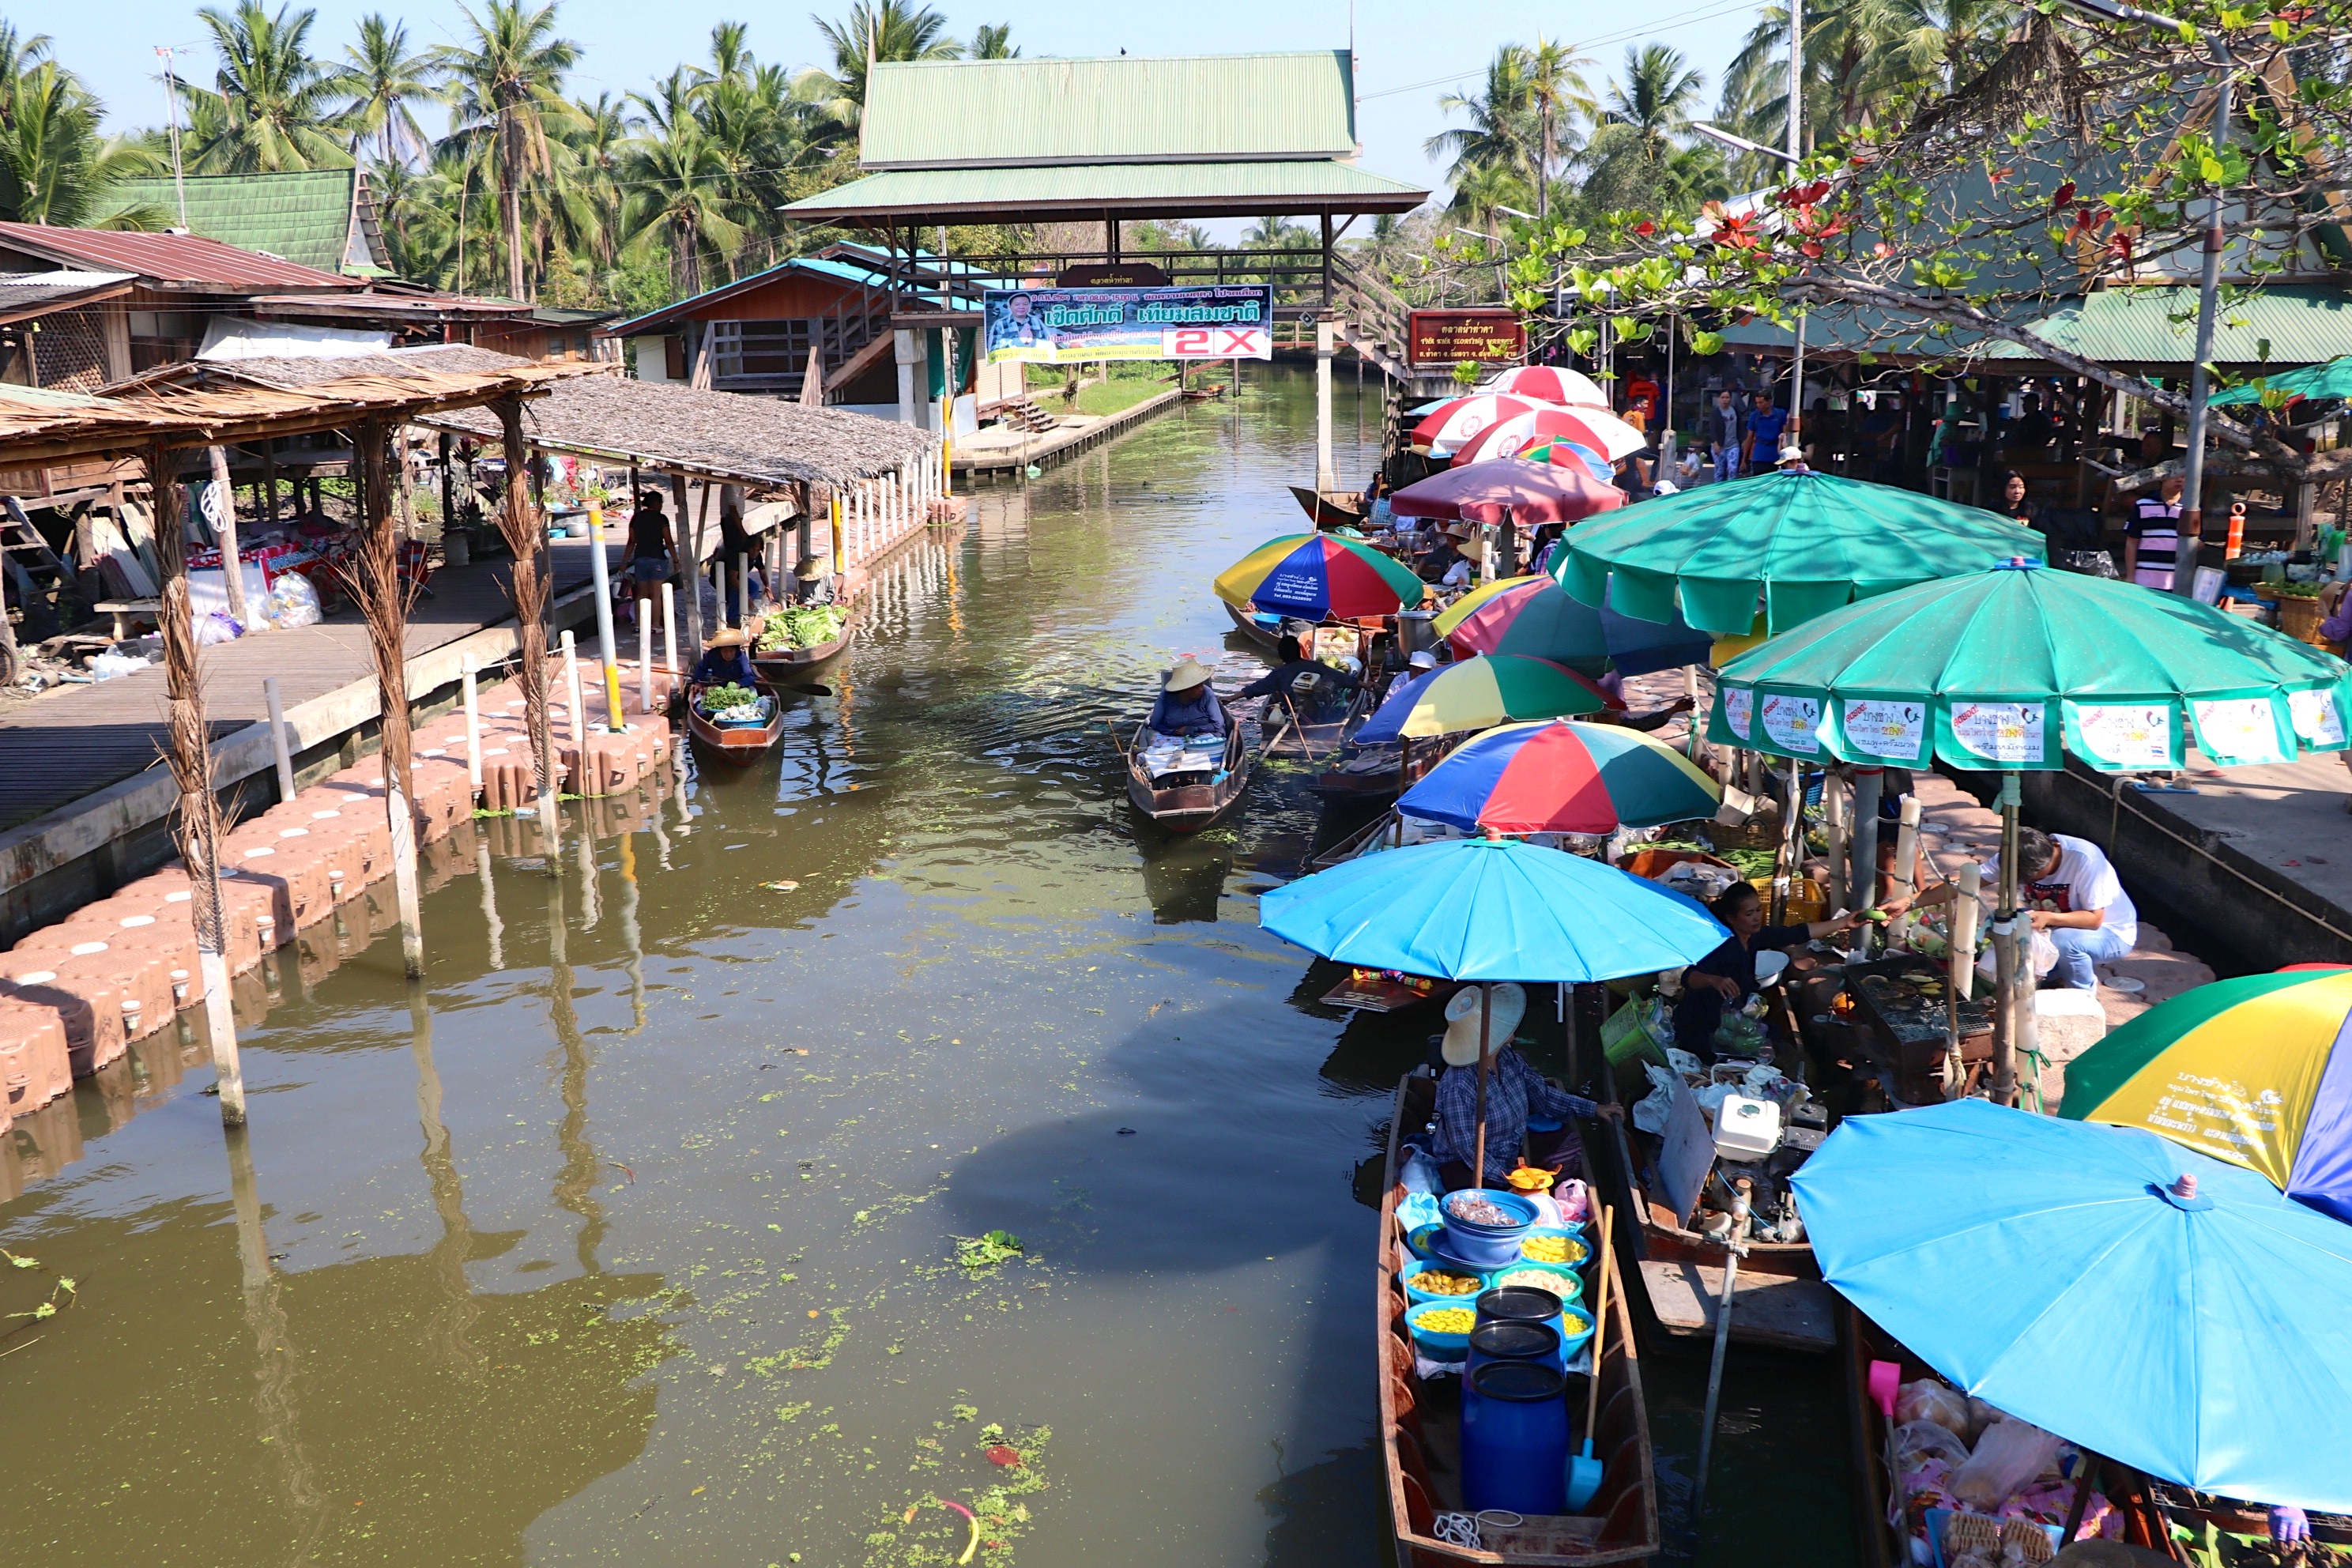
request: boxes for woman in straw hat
[1145,658,1227,741]
[690,624,758,688]
[1428,982,1598,1189]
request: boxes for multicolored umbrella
[2062,968,2352,1223]
[1706,559,2352,773]
[1260,835,1729,983]
[1212,533,1427,621]
[1792,1098,2352,1514]
[1476,365,1611,408]
[1435,575,1711,676]
[1355,654,1618,744]
[1409,394,1551,458]
[1557,469,2045,636]
[1513,435,1614,484]
[1453,405,1647,465]
[1389,458,1626,529]
[1397,719,1723,835]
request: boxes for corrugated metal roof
[0,222,361,292]
[783,160,1427,223]
[601,249,1003,337]
[0,269,134,322]
[109,169,381,276]
[861,52,1356,168]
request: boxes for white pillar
[562,628,585,748]
[1315,318,1336,493]
[894,329,921,427]
[661,581,677,676]
[263,676,296,802]
[461,656,483,792]
[639,625,654,714]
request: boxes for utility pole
[1787,0,1807,442]
[2173,41,2234,598]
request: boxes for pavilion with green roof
[109,168,390,278]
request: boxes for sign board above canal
[983,285,1274,364]
[1407,308,1527,366]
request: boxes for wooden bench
[92,598,160,641]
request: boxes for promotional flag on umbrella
[2062,967,2352,1223]
[1388,458,1625,529]
[1435,575,1710,676]
[1397,719,1722,835]
[1453,405,1647,465]
[1706,559,2352,772]
[1410,394,1549,458]
[1355,655,1618,744]
[1792,1099,2352,1514]
[1514,435,1615,484]
[1212,533,1427,621]
[1476,365,1611,408]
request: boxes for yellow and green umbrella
[2062,967,2352,1223]
[1354,655,1619,744]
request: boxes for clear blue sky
[51,0,1756,198]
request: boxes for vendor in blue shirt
[1429,982,1604,1188]
[1742,388,1790,473]
[1146,658,1227,738]
[691,625,758,688]
[1674,882,1859,1062]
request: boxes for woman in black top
[1673,882,1860,1061]
[624,492,674,631]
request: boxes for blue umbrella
[1259,836,1728,982]
[1791,1099,2352,1513]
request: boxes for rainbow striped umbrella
[1435,575,1710,676]
[2064,967,2352,1223]
[1398,719,1723,835]
[1355,655,1618,744]
[1513,435,1614,484]
[1212,533,1427,621]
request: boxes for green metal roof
[108,169,388,277]
[783,160,1426,224]
[1721,283,2352,369]
[860,52,1356,169]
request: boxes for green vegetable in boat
[756,605,849,652]
[697,682,761,712]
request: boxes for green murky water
[0,365,1851,1566]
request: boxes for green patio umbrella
[1706,558,2352,1098]
[1555,469,2045,637]
[2209,356,2352,407]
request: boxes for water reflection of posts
[224,1125,330,1554]
[575,829,601,931]
[478,840,504,969]
[545,874,609,1272]
[408,983,484,1373]
[617,831,646,1031]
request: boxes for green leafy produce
[758,605,849,652]
[698,682,761,712]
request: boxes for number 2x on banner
[1163,326,1269,359]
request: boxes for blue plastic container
[1465,1318,1560,1380]
[1461,1359,1571,1516]
[1476,1285,1568,1372]
[1439,1189,1538,1268]
[1402,1265,1491,1308]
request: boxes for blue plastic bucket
[1439,1189,1538,1268]
[1462,1359,1571,1516]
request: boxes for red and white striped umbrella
[1478,364,1611,409]
[1453,405,1648,464]
[1409,394,1549,458]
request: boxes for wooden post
[492,396,560,854]
[0,529,16,684]
[261,440,279,526]
[436,432,453,539]
[357,417,425,978]
[206,444,251,628]
[149,439,245,1126]
[1471,984,1493,1189]
[666,473,706,662]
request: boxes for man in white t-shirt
[1988,827,2137,989]
[1885,826,2136,991]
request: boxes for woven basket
[2278,594,2328,646]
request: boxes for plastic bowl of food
[1406,1223,1449,1262]
[1406,1300,1478,1362]
[1551,1302,1596,1363]
[1487,1261,1585,1308]
[1440,1189,1539,1267]
[1404,1265,1491,1307]
[1518,1227,1590,1268]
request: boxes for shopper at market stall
[624,490,674,628]
[1675,883,1862,1061]
[1427,982,1598,1187]
[1886,827,2135,991]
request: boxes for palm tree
[618,111,745,300]
[0,64,165,227]
[796,2,963,134]
[1521,37,1594,225]
[1593,44,1707,167]
[340,14,441,166]
[969,23,1017,59]
[1427,46,1539,196]
[437,0,579,303]
[182,1,352,172]
[0,23,55,125]
[555,91,636,271]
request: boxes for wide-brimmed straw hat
[795,554,827,580]
[707,626,749,649]
[1441,982,1527,1068]
[1163,658,1212,692]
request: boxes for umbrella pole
[1396,735,1412,800]
[1990,775,2022,1105]
[1770,761,1801,927]
[1472,985,1492,1190]
[1690,1175,1753,1539]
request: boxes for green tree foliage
[179,1,355,172]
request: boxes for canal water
[0,364,1851,1566]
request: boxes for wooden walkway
[0,542,604,833]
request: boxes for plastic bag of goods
[264,571,322,628]
[1895,1378,1971,1437]
[89,649,152,680]
[1890,1419,1972,1471]
[194,610,244,645]
[1949,1418,2063,1511]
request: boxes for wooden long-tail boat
[1124,711,1251,831]
[1378,1071,1661,1566]
[1290,484,1370,530]
[684,684,784,764]
[750,604,861,681]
